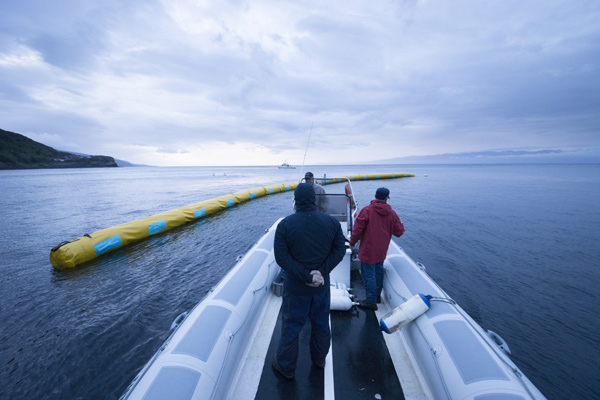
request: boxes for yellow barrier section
[49,182,298,269]
[49,173,413,269]
[328,172,415,183]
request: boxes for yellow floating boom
[50,173,414,269]
[325,172,414,183]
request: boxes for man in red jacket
[350,187,405,310]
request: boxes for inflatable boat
[121,178,546,400]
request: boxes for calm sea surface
[0,164,598,399]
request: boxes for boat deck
[121,198,546,400]
[254,270,405,400]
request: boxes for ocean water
[0,164,598,400]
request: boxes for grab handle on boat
[487,330,512,355]
[170,312,188,331]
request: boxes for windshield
[299,176,357,232]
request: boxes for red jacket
[350,200,405,264]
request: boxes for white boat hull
[122,220,546,400]
[381,242,545,399]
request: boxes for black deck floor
[254,305,325,400]
[255,270,404,400]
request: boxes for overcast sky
[1,0,599,166]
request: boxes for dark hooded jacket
[350,199,405,264]
[274,183,346,295]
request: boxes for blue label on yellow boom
[148,220,167,235]
[195,209,206,218]
[94,235,122,256]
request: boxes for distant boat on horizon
[277,161,296,169]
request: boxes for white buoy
[330,295,355,311]
[330,284,355,311]
[379,294,431,333]
[330,287,352,299]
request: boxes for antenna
[299,122,313,177]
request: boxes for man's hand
[307,270,324,287]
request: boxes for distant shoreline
[1,128,119,170]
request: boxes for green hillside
[0,128,118,169]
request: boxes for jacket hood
[294,183,317,212]
[370,199,392,216]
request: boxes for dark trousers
[361,261,384,304]
[276,289,331,375]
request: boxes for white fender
[379,294,431,334]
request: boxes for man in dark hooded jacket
[272,183,346,380]
[350,187,405,310]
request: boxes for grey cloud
[155,147,190,155]
[375,148,600,164]
[2,0,160,70]
[0,81,35,104]
[0,0,599,165]
[29,28,106,70]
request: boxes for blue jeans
[361,261,384,304]
[276,289,331,375]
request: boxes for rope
[299,122,313,177]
